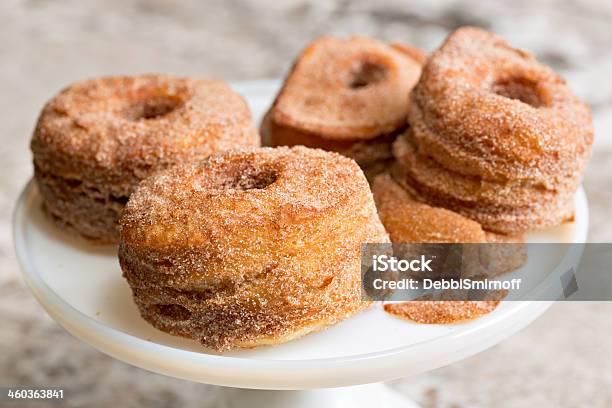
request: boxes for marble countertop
[1,1,611,406]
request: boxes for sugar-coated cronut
[262,36,423,177]
[401,27,592,234]
[31,75,258,243]
[119,146,389,351]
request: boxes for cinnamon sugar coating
[261,36,423,173]
[372,174,526,279]
[119,147,389,351]
[373,174,486,244]
[384,297,502,324]
[391,133,575,233]
[31,75,258,243]
[403,27,592,233]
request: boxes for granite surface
[1,0,611,407]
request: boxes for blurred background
[1,0,611,406]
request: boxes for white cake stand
[12,80,589,408]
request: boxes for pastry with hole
[400,27,593,233]
[31,74,258,243]
[261,36,424,178]
[118,146,389,351]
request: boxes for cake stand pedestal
[216,384,416,408]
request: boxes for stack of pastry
[262,36,424,178]
[371,27,592,323]
[119,147,389,350]
[31,75,258,243]
[391,27,593,235]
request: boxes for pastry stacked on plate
[119,147,388,350]
[264,27,592,244]
[30,71,391,351]
[262,36,425,179]
[31,75,259,243]
[29,27,593,351]
[390,27,592,236]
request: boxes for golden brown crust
[401,27,592,233]
[372,173,526,245]
[372,174,526,279]
[262,36,422,167]
[261,111,399,168]
[31,75,258,243]
[372,173,486,244]
[119,146,389,351]
[384,298,502,324]
[410,27,592,184]
[393,133,562,207]
[373,173,521,323]
[390,133,575,234]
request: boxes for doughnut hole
[125,95,184,121]
[348,61,387,89]
[217,166,278,191]
[491,76,545,108]
[152,304,192,321]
